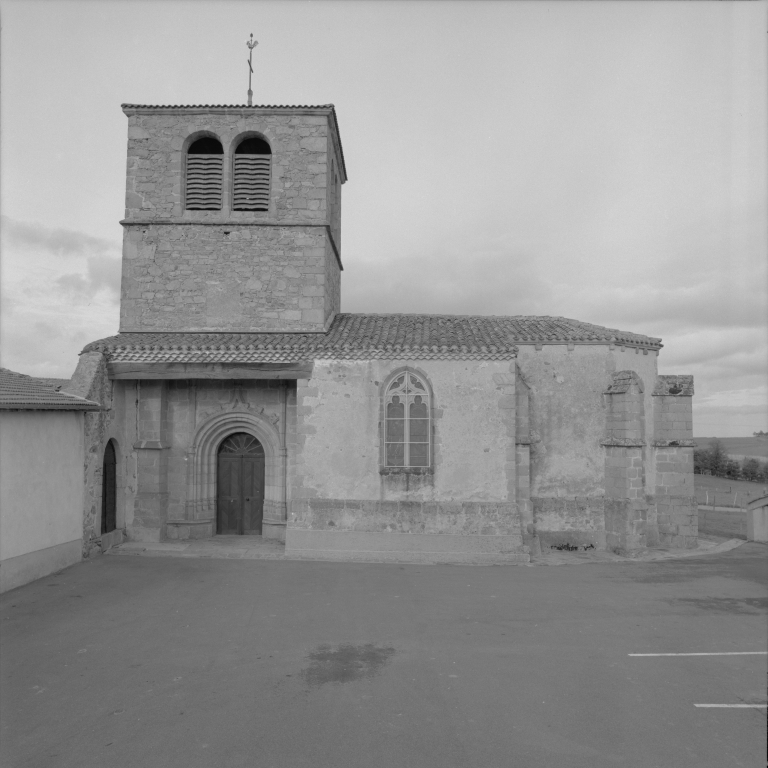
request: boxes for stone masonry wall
[120,224,339,332]
[119,380,288,542]
[123,108,344,222]
[515,344,658,548]
[120,107,344,332]
[652,375,697,548]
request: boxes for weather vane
[246,33,258,106]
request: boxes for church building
[68,103,697,563]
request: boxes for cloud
[1,215,119,260]
[342,225,767,437]
[2,215,121,304]
[343,234,553,316]
[552,278,767,336]
[693,388,768,438]
[1,216,121,376]
[56,255,121,301]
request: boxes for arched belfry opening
[101,440,117,535]
[185,137,224,210]
[233,137,271,211]
[216,432,266,535]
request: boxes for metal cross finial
[246,33,258,106]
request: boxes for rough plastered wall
[120,108,343,332]
[515,344,659,547]
[0,411,85,592]
[119,224,338,332]
[290,359,521,537]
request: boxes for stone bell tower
[118,104,346,334]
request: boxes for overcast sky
[1,0,766,437]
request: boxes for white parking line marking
[694,704,768,709]
[629,652,767,657]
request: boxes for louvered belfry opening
[233,137,272,211]
[185,137,223,210]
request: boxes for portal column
[262,381,288,542]
[131,381,169,542]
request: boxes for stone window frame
[96,435,124,537]
[379,366,434,475]
[182,130,225,212]
[228,131,273,215]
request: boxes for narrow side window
[185,137,223,210]
[233,137,271,211]
[101,440,117,534]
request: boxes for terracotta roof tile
[37,377,73,391]
[121,104,336,109]
[83,313,661,365]
[0,369,100,410]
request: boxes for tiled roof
[37,378,72,391]
[121,104,336,110]
[83,314,661,364]
[0,369,100,411]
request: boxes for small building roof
[0,368,101,411]
[82,313,662,364]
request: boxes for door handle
[246,497,250,501]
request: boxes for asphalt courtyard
[1,543,766,768]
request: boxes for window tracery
[384,372,431,467]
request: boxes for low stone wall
[289,499,524,536]
[532,496,606,550]
[286,498,528,563]
[698,506,747,540]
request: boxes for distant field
[693,436,768,459]
[694,473,768,508]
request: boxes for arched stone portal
[177,411,286,541]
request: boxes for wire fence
[695,484,768,509]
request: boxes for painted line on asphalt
[694,704,768,709]
[629,652,768,657]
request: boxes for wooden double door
[216,433,265,535]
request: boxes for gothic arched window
[233,137,271,211]
[384,371,431,468]
[185,137,223,210]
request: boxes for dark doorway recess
[217,432,265,535]
[101,441,117,535]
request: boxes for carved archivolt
[185,410,285,524]
[195,383,280,427]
